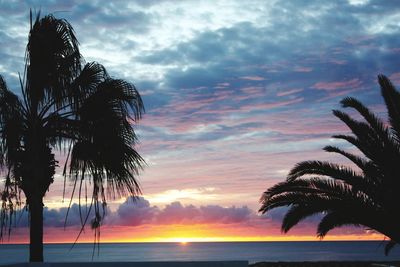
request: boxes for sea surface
[1,241,400,264]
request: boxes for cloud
[156,202,200,224]
[113,197,254,226]
[13,197,254,229]
[145,188,218,204]
[294,67,313,73]
[312,78,363,91]
[240,76,266,81]
[199,205,252,224]
[15,203,105,228]
[389,72,400,85]
[155,202,253,225]
[277,88,303,97]
[114,197,158,226]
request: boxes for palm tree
[0,12,144,262]
[260,75,400,255]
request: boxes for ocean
[1,241,400,264]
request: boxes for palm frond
[281,204,326,233]
[340,97,389,142]
[385,240,397,256]
[260,177,374,214]
[262,178,352,201]
[0,173,21,240]
[26,13,82,109]
[323,145,367,170]
[317,208,385,240]
[379,75,400,141]
[339,97,400,185]
[317,211,359,238]
[331,134,377,162]
[67,62,109,112]
[66,76,144,228]
[323,145,382,194]
[332,110,383,154]
[287,160,367,189]
[96,78,144,121]
[0,76,25,241]
[0,75,25,168]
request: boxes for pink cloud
[148,88,235,116]
[345,35,376,45]
[294,66,312,72]
[214,82,230,89]
[239,97,304,112]
[240,76,266,81]
[232,87,266,101]
[312,78,362,91]
[317,87,362,102]
[252,110,346,135]
[389,72,400,84]
[276,88,303,97]
[390,47,400,53]
[330,59,347,65]
[240,86,265,94]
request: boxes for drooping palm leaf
[0,76,25,241]
[0,75,24,169]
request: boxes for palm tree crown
[259,75,400,255]
[0,12,144,261]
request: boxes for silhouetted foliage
[0,11,144,262]
[260,75,400,255]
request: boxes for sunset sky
[1,0,400,243]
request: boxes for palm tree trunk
[29,196,44,262]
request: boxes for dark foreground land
[251,262,400,267]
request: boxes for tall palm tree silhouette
[0,12,144,262]
[260,75,400,254]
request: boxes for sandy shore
[251,262,400,267]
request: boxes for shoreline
[252,262,400,266]
[2,261,400,267]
